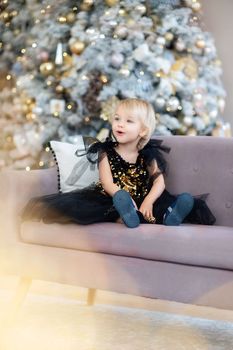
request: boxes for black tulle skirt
[21,185,215,226]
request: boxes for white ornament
[156,36,166,46]
[155,96,166,110]
[114,25,128,39]
[218,98,226,113]
[166,96,180,112]
[111,52,124,68]
[55,42,63,65]
[183,116,193,127]
[135,4,146,15]
[175,39,186,52]
[209,109,218,119]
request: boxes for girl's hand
[139,198,156,223]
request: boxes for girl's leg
[112,190,140,228]
[163,193,194,226]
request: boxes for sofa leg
[87,288,96,306]
[6,276,32,324]
[0,277,32,332]
[13,276,32,307]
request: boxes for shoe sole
[164,193,194,226]
[113,190,140,228]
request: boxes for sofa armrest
[0,167,57,244]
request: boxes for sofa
[1,135,233,311]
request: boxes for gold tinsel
[171,57,198,80]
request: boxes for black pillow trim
[49,142,62,193]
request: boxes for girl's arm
[139,160,165,220]
[99,153,121,197]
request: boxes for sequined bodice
[102,147,149,203]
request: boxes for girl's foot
[163,193,194,226]
[113,190,140,228]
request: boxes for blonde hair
[110,98,156,150]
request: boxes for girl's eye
[127,119,133,123]
[114,115,119,121]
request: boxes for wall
[202,0,233,129]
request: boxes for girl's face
[112,105,146,145]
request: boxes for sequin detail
[98,147,149,202]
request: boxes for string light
[58,16,67,23]
[21,48,26,54]
[45,147,50,152]
[32,42,37,48]
[6,74,12,80]
[39,161,44,167]
[26,166,31,171]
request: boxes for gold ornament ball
[195,39,205,49]
[191,1,202,12]
[66,12,76,24]
[83,0,94,5]
[55,85,65,93]
[69,40,85,55]
[105,0,119,6]
[165,32,174,42]
[81,0,94,11]
[39,62,55,76]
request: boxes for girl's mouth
[115,130,125,136]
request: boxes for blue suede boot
[163,193,194,226]
[113,190,140,228]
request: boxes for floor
[0,274,233,350]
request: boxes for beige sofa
[1,136,233,310]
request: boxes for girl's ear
[139,127,148,138]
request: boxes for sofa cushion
[20,222,233,270]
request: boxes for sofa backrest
[159,136,233,227]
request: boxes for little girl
[22,98,215,227]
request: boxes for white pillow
[50,137,99,193]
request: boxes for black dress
[21,139,216,225]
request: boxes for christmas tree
[0,0,229,170]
